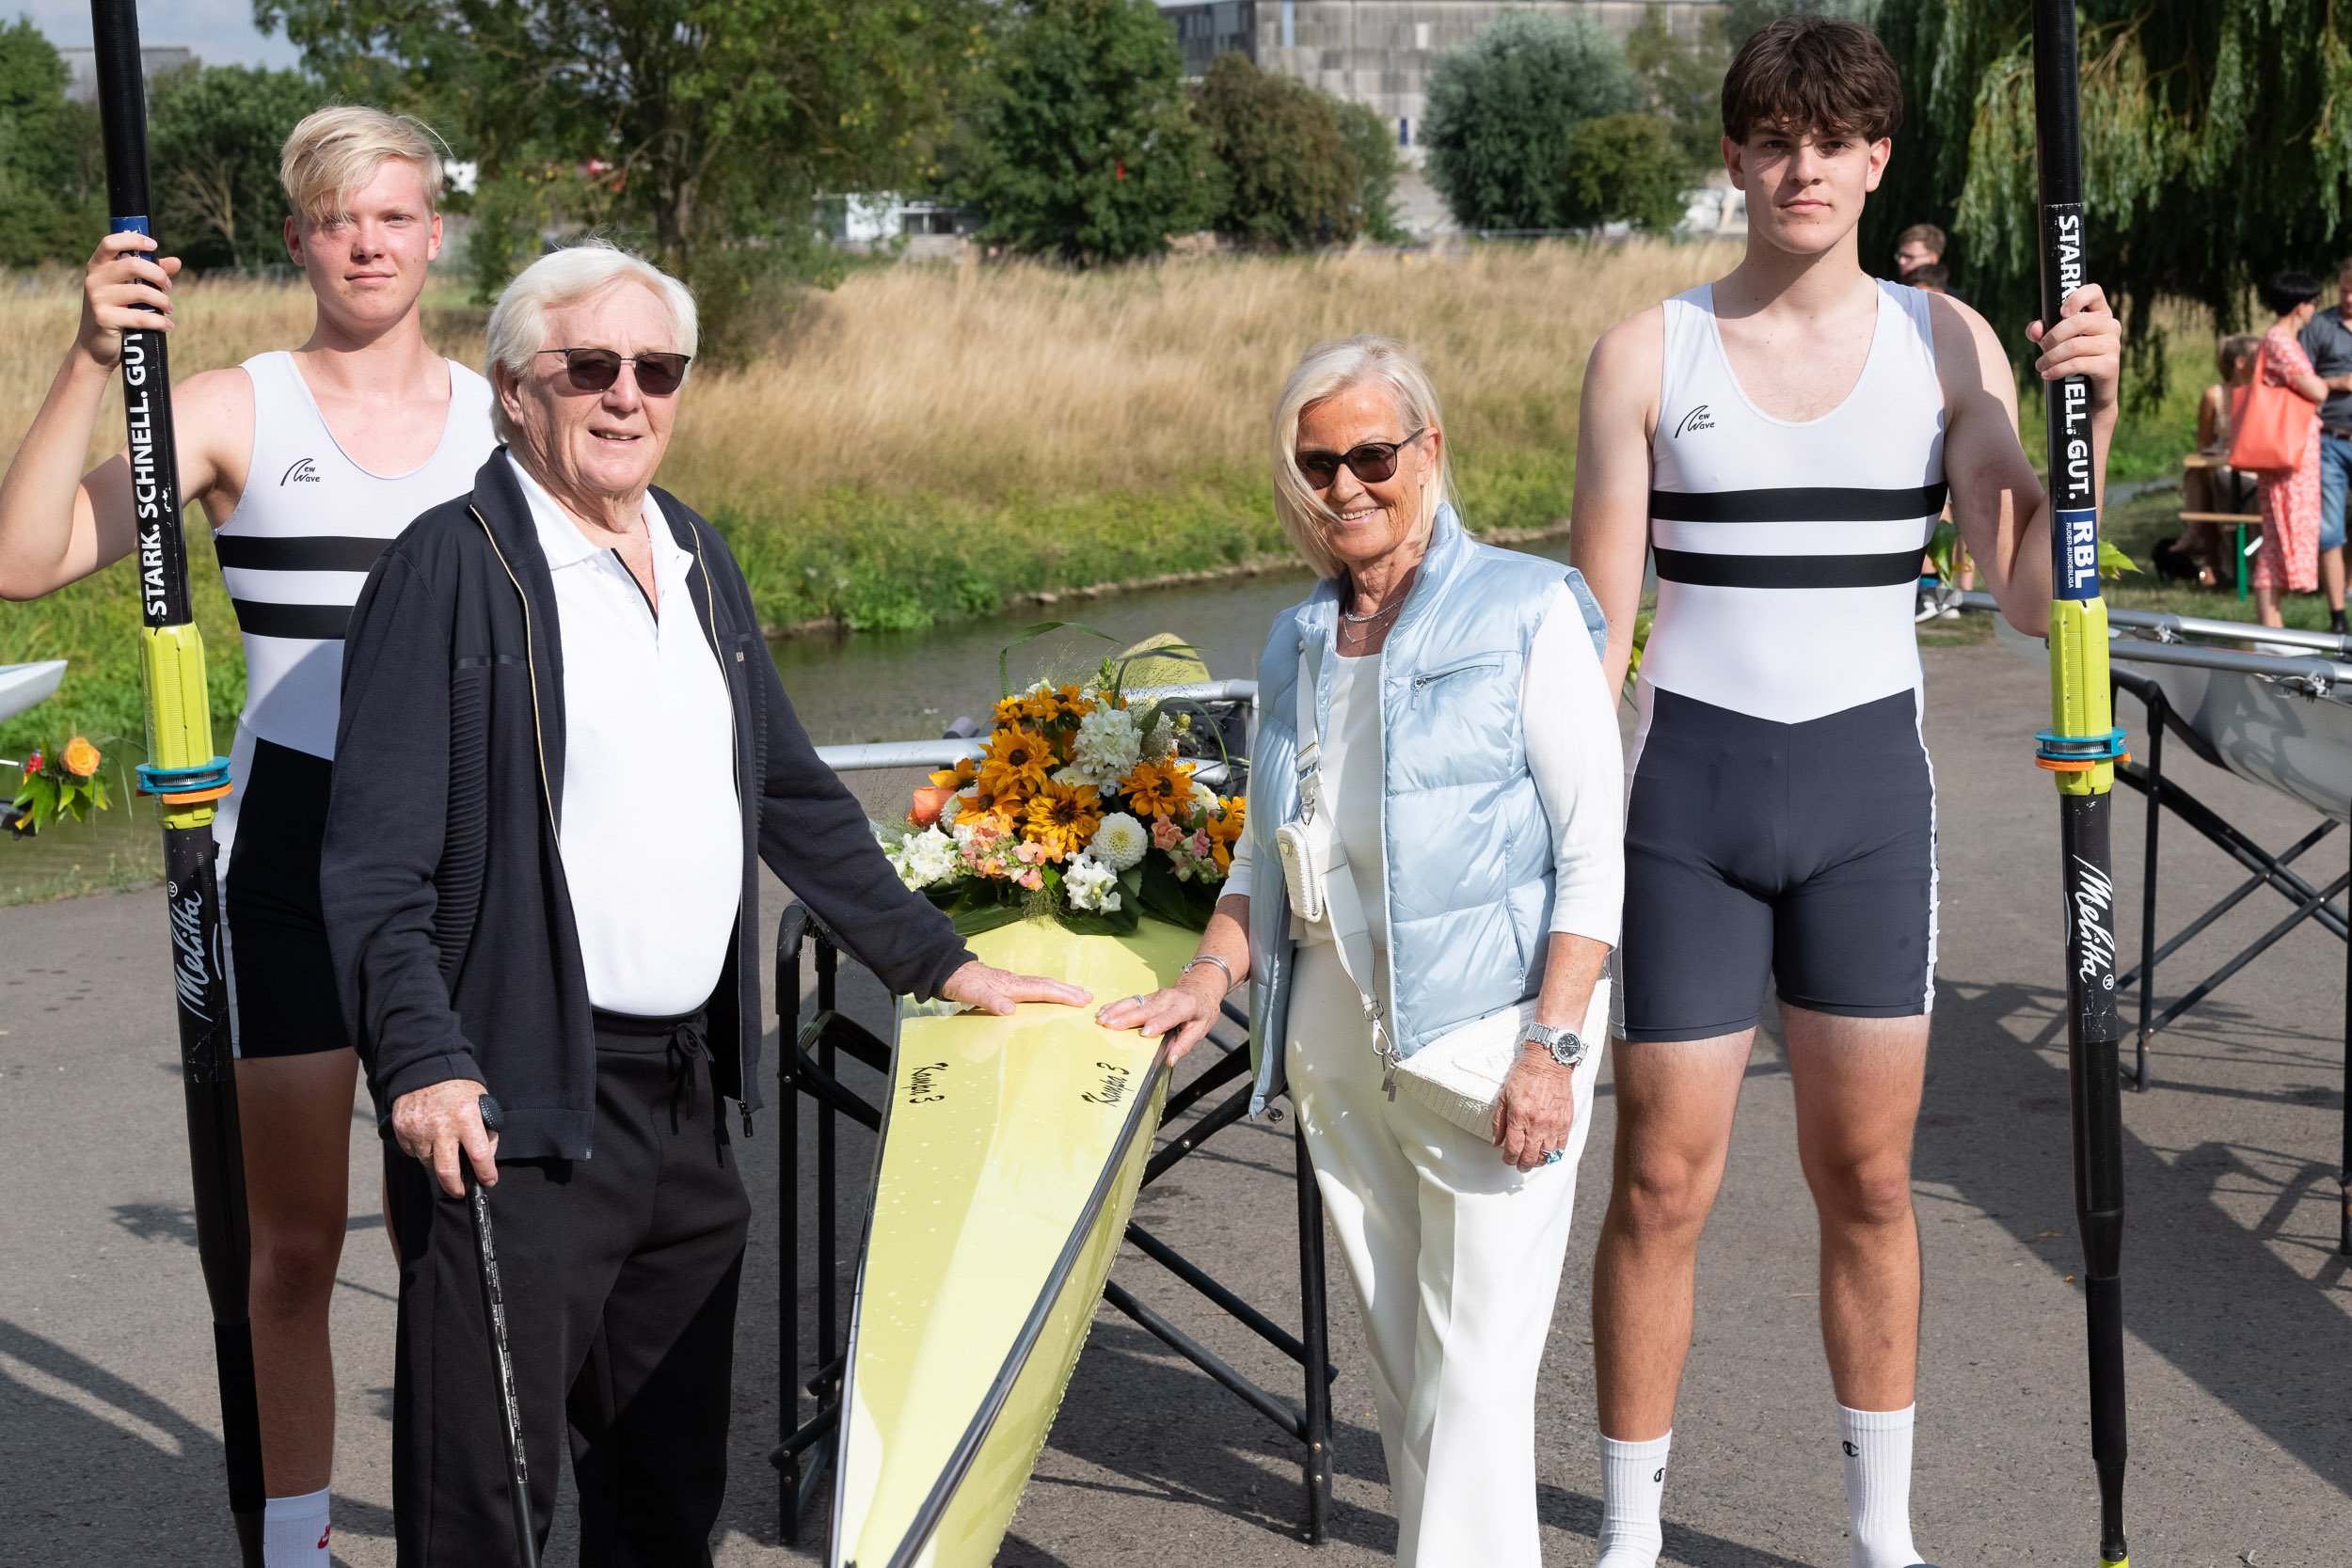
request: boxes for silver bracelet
[1182,954,1237,993]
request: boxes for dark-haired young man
[1571,15,2120,1567]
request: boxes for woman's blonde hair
[484,241,699,444]
[1269,334,1454,580]
[278,105,448,223]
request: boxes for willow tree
[1871,1,2352,385]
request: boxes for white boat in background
[1979,594,2352,821]
[0,660,65,724]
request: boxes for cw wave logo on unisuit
[281,457,322,485]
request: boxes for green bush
[1194,52,1403,249]
[947,0,1216,263]
[1562,112,1689,232]
[1422,13,1639,231]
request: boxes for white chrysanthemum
[1071,702,1141,785]
[886,824,959,889]
[1189,781,1219,813]
[1064,850,1122,912]
[1089,812,1148,870]
[1140,712,1180,760]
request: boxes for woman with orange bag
[2246,271,2328,626]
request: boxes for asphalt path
[2,640,2346,1565]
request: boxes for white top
[1229,580,1624,949]
[1640,281,1946,725]
[215,351,497,760]
[511,453,742,1018]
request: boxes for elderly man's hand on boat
[939,958,1093,1015]
[1095,895,1248,1059]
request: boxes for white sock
[1595,1431,1671,1567]
[262,1487,331,1568]
[1838,1402,1920,1568]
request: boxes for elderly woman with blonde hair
[1100,335,1624,1563]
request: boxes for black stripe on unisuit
[1652,547,1928,590]
[1647,483,1948,523]
[215,534,393,573]
[230,599,354,641]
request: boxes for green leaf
[950,903,1030,937]
[998,621,1118,698]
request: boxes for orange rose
[61,736,100,777]
[909,786,955,827]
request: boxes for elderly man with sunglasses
[321,242,1084,1563]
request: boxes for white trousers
[1285,942,1600,1568]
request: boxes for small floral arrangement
[877,672,1246,936]
[8,736,108,836]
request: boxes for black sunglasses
[535,346,691,397]
[1295,429,1427,489]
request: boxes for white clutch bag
[1393,976,1612,1140]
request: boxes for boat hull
[2138,657,2352,823]
[832,916,1197,1568]
[0,660,66,724]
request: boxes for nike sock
[1595,1431,1671,1568]
[262,1487,331,1568]
[1838,1402,1920,1568]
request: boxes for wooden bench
[2182,453,2262,598]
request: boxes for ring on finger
[1542,1148,1564,1165]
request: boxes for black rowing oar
[467,1094,539,1568]
[87,4,262,1560]
[2028,4,2131,1564]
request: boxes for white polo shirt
[509,452,741,1018]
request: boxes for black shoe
[2331,610,2349,635]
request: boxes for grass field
[0,241,2268,778]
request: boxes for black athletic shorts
[226,736,352,1058]
[1617,687,1937,1043]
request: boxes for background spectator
[2296,255,2352,632]
[2249,271,2328,627]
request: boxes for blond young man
[1570,18,2121,1567]
[0,107,495,1567]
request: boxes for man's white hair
[1269,334,1454,580]
[484,241,699,444]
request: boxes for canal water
[1,536,1577,902]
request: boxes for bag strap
[1295,631,1397,1090]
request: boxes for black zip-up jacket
[322,453,974,1159]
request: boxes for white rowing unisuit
[217,352,497,750]
[1640,280,1947,727]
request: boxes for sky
[17,1,304,71]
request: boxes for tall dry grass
[669,241,1742,504]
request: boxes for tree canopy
[148,67,324,270]
[944,0,1214,263]
[1194,51,1401,250]
[263,0,984,342]
[1422,13,1641,231]
[1871,0,2352,384]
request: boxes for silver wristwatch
[1520,1022,1588,1068]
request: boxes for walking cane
[2029,5,2132,1564]
[467,1094,541,1568]
[87,4,263,1560]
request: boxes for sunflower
[1205,797,1246,844]
[977,727,1052,800]
[1120,759,1191,816]
[1024,777,1104,861]
[930,758,977,792]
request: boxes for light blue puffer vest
[1244,505,1607,1115]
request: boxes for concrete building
[1161,0,1732,236]
[57,45,196,104]
[1164,2,1719,152]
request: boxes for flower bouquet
[878,675,1246,936]
[8,736,108,837]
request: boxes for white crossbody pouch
[1280,637,1610,1142]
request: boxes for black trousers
[387,1017,752,1566]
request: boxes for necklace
[1343,597,1404,625]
